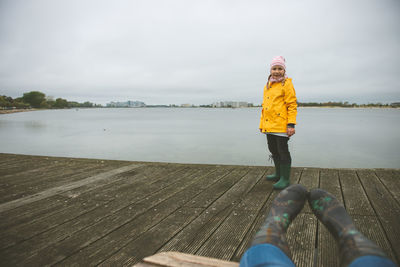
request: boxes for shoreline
[0,106,398,115]
[0,108,38,114]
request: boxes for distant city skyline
[106,100,146,108]
[2,90,398,108]
[105,100,254,107]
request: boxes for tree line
[1,91,398,109]
[0,91,100,109]
[297,101,398,108]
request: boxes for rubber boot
[266,156,280,181]
[251,184,307,259]
[309,189,391,267]
[273,163,291,190]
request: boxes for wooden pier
[0,153,399,266]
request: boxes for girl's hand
[287,128,295,137]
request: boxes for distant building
[180,104,192,108]
[106,100,146,107]
[212,101,252,108]
[127,101,146,107]
[391,102,400,107]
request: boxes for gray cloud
[1,0,399,105]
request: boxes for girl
[259,56,297,190]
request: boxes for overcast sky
[0,0,399,105]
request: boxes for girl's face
[270,65,285,78]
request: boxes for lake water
[0,108,399,168]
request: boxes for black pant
[266,134,292,164]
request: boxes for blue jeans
[240,244,396,267]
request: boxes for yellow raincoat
[259,78,297,133]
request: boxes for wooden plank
[0,166,210,264]
[0,158,133,202]
[374,169,400,206]
[54,166,227,266]
[242,167,304,217]
[74,168,241,266]
[357,169,400,263]
[317,169,342,267]
[98,208,204,266]
[0,155,129,194]
[299,168,320,213]
[231,167,302,262]
[0,163,143,213]
[353,215,398,265]
[56,164,168,199]
[0,154,124,178]
[11,166,218,266]
[158,204,232,255]
[135,252,239,267]
[0,195,73,230]
[0,153,24,166]
[287,213,318,267]
[196,208,261,260]
[299,168,320,189]
[195,169,267,260]
[158,167,257,256]
[0,165,117,203]
[184,167,250,208]
[339,169,374,215]
[0,158,60,177]
[319,169,343,203]
[0,198,114,251]
[231,168,270,212]
[317,224,338,267]
[0,157,52,176]
[0,162,170,248]
[0,164,172,231]
[0,157,103,185]
[53,163,180,204]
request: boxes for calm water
[0,108,399,168]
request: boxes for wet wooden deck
[0,153,399,266]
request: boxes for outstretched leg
[309,189,396,267]
[240,184,307,267]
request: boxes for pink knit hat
[270,56,286,70]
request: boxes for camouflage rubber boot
[251,184,308,259]
[309,189,389,267]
